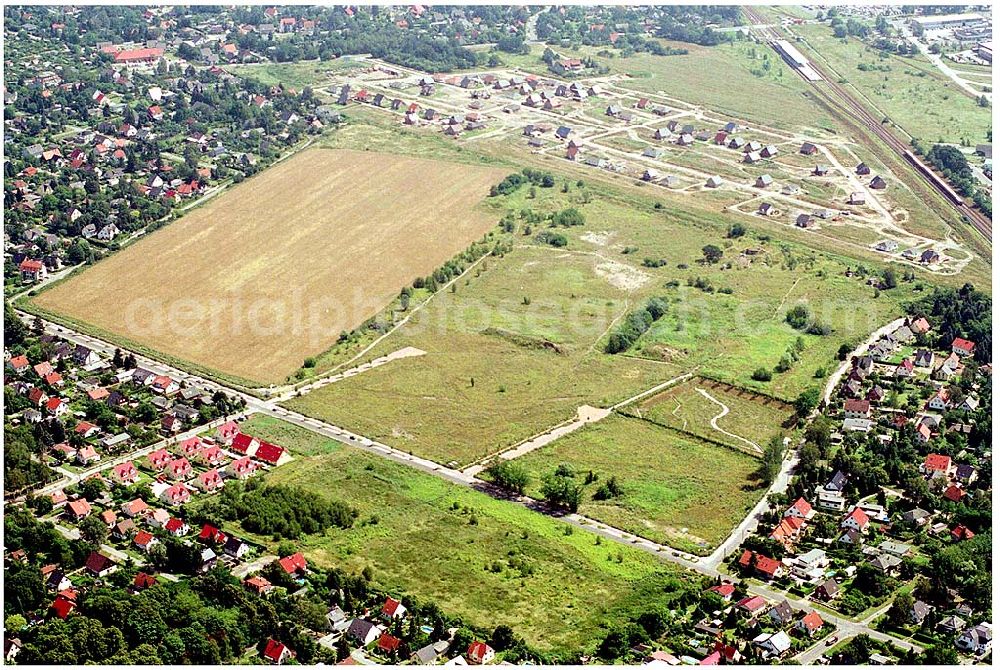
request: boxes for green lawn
[511,414,764,554]
[217,416,691,655]
[792,23,993,145]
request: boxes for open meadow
[624,376,797,453]
[211,416,690,655]
[792,23,993,145]
[31,148,507,384]
[284,176,910,468]
[511,414,764,554]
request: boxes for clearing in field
[205,415,689,655]
[32,148,508,384]
[511,414,764,555]
[622,376,797,454]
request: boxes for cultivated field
[513,414,764,554]
[212,416,688,655]
[33,148,508,384]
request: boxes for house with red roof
[66,499,92,520]
[943,484,965,503]
[467,641,495,665]
[195,469,224,493]
[797,611,824,636]
[927,387,951,412]
[263,638,292,664]
[74,421,100,438]
[769,516,806,548]
[133,572,158,591]
[231,433,260,457]
[381,596,407,619]
[216,420,240,445]
[33,361,54,377]
[75,445,100,465]
[50,593,76,619]
[245,576,274,595]
[151,375,180,395]
[44,371,64,388]
[27,386,47,406]
[736,595,768,616]
[166,457,192,480]
[111,461,140,486]
[951,525,975,541]
[784,497,814,520]
[148,104,163,121]
[254,441,286,466]
[145,448,172,471]
[195,445,224,466]
[160,483,191,506]
[916,422,933,443]
[114,47,164,66]
[738,550,785,580]
[7,355,30,373]
[121,498,150,518]
[177,436,203,457]
[84,551,117,577]
[921,453,954,479]
[278,552,307,576]
[841,507,870,533]
[19,258,47,282]
[708,582,736,601]
[133,530,159,553]
[164,517,190,537]
[198,524,227,544]
[951,338,975,357]
[227,456,257,480]
[99,509,117,527]
[377,633,402,654]
[45,397,68,416]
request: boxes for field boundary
[614,409,765,460]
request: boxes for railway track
[742,6,992,242]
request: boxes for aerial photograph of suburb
[2,2,993,666]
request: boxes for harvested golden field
[33,148,508,384]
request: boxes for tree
[540,471,583,512]
[701,244,723,264]
[793,387,821,418]
[79,514,109,545]
[785,304,811,330]
[886,591,914,628]
[484,460,530,495]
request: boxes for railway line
[742,6,992,242]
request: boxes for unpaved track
[696,387,763,454]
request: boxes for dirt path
[695,387,763,454]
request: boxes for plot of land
[624,377,797,452]
[211,416,688,654]
[284,181,906,468]
[513,414,764,554]
[33,148,507,384]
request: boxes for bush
[751,367,772,382]
[785,304,811,330]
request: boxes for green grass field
[627,377,797,451]
[284,174,909,468]
[225,58,367,89]
[511,414,763,554]
[218,416,690,655]
[792,24,992,145]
